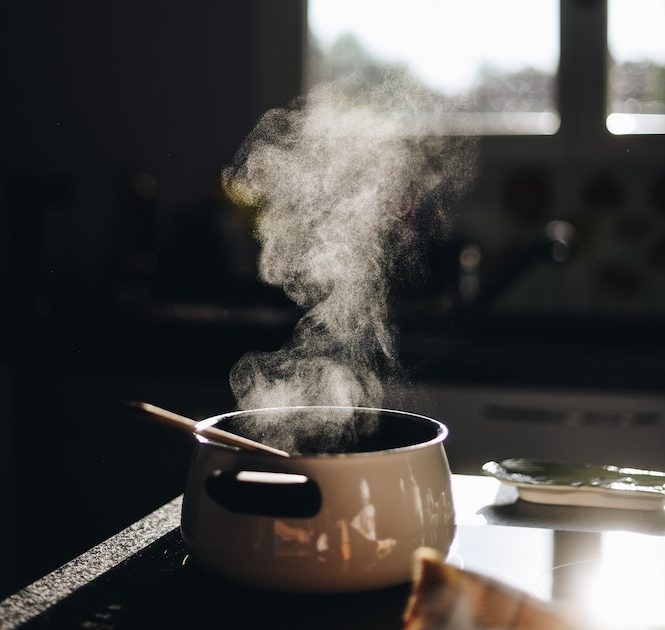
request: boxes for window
[306,0,560,135]
[306,0,665,138]
[607,0,665,134]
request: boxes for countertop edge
[0,496,183,629]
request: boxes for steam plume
[223,75,475,453]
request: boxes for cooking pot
[180,406,454,592]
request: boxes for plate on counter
[482,458,665,511]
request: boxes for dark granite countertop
[0,497,182,629]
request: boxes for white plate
[482,459,665,511]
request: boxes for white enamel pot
[180,406,455,592]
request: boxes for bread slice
[403,548,572,630]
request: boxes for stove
[4,475,665,630]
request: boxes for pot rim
[194,405,448,459]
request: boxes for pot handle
[205,470,322,518]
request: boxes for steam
[223,75,475,453]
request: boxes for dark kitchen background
[1,0,664,600]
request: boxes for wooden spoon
[131,402,290,458]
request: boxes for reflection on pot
[271,478,398,570]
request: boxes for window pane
[607,0,665,134]
[306,0,560,135]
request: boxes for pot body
[181,408,455,592]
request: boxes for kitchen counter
[2,474,665,629]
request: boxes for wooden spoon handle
[131,402,290,458]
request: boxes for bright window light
[585,532,665,628]
[307,0,560,135]
[607,0,665,134]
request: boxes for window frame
[253,0,664,160]
[257,0,663,159]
